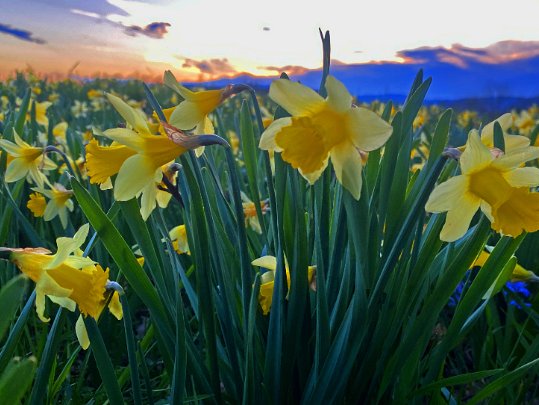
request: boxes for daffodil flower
[472,249,539,282]
[426,131,539,241]
[241,192,269,234]
[87,94,226,206]
[52,122,68,143]
[474,114,530,153]
[169,224,190,255]
[0,224,107,322]
[251,255,316,315]
[259,75,393,199]
[27,192,46,217]
[165,70,240,157]
[0,131,56,187]
[26,100,51,127]
[32,183,74,229]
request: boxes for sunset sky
[2,0,539,98]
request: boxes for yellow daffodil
[27,192,46,217]
[251,255,316,315]
[71,100,88,118]
[0,130,56,187]
[165,71,238,158]
[87,89,103,100]
[426,131,539,241]
[241,192,269,234]
[75,283,123,350]
[514,110,536,135]
[472,249,539,282]
[86,94,225,208]
[474,114,530,154]
[1,224,105,322]
[32,183,74,229]
[259,75,393,199]
[52,122,68,143]
[169,224,190,255]
[1,95,9,109]
[26,100,52,127]
[48,92,60,103]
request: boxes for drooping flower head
[426,130,539,241]
[86,93,227,215]
[259,75,393,199]
[252,255,316,315]
[32,183,75,229]
[1,224,123,349]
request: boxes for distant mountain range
[186,51,539,115]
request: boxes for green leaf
[70,176,174,356]
[0,356,37,403]
[493,121,505,152]
[0,275,26,341]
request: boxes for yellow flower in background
[71,100,88,118]
[472,249,539,282]
[514,110,536,135]
[252,255,316,315]
[169,224,190,255]
[165,71,237,157]
[53,122,68,142]
[165,70,224,133]
[425,131,539,241]
[474,114,530,154]
[26,100,52,127]
[87,89,103,100]
[259,75,393,199]
[32,183,74,229]
[1,95,9,109]
[241,192,269,234]
[0,131,56,187]
[27,192,46,217]
[48,92,60,103]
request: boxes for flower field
[1,33,539,403]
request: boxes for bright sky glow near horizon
[1,0,539,83]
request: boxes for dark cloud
[182,58,237,75]
[259,64,310,75]
[396,41,539,67]
[125,22,171,39]
[0,23,46,44]
[263,26,270,31]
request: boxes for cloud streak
[0,23,46,44]
[182,57,237,76]
[124,22,171,39]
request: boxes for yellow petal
[492,147,539,170]
[504,167,539,187]
[425,176,468,212]
[169,101,205,130]
[259,117,292,152]
[85,139,136,185]
[5,158,29,183]
[106,93,150,134]
[113,154,159,201]
[345,107,393,151]
[491,188,539,236]
[108,292,123,320]
[140,182,157,221]
[76,315,90,350]
[330,141,363,200]
[440,195,481,242]
[325,75,353,112]
[460,131,492,174]
[269,79,324,116]
[252,255,277,271]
